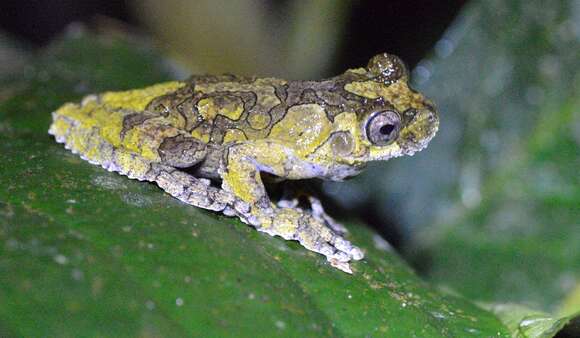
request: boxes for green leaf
[0,32,511,337]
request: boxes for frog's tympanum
[49,53,439,273]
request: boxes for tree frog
[49,53,439,273]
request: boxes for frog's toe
[318,243,336,257]
[332,236,353,253]
[298,220,364,271]
[330,250,350,263]
[308,196,349,235]
[350,246,364,260]
[320,217,349,236]
[329,259,353,274]
[331,237,364,261]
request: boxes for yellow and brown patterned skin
[49,53,439,273]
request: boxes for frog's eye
[365,110,401,146]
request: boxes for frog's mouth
[397,107,439,156]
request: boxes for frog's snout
[398,106,439,156]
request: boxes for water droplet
[71,268,84,281]
[520,317,550,327]
[275,320,286,330]
[431,311,446,320]
[176,298,184,306]
[465,327,480,334]
[145,300,155,310]
[54,254,68,265]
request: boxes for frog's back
[142,73,365,146]
[48,76,289,170]
[143,74,292,145]
[49,73,352,169]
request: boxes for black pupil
[379,124,395,136]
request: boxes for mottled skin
[49,53,439,273]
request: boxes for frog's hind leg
[50,112,247,215]
[152,136,249,214]
[150,163,249,215]
[50,112,157,181]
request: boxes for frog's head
[339,53,439,162]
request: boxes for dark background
[0,0,466,71]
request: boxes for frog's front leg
[221,142,364,273]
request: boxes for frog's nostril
[428,110,437,122]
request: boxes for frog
[48,53,439,273]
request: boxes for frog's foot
[277,195,348,236]
[307,196,349,235]
[257,207,364,274]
